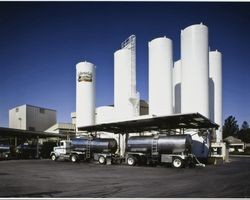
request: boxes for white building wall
[95,106,116,124]
[148,37,173,116]
[181,23,209,118]
[9,105,26,130]
[26,105,56,131]
[173,60,182,113]
[209,50,223,142]
[71,112,76,125]
[9,105,56,131]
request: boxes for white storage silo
[173,60,181,114]
[114,48,139,120]
[209,50,223,142]
[148,37,173,116]
[76,61,96,129]
[181,23,209,118]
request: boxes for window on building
[40,108,45,114]
[15,108,19,112]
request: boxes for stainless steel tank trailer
[50,137,119,164]
[51,134,204,168]
[125,134,204,168]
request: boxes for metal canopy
[0,127,66,139]
[78,113,219,133]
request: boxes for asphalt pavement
[0,156,249,198]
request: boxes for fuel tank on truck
[71,138,117,154]
[126,135,192,154]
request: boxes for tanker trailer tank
[158,135,192,154]
[126,134,198,168]
[71,138,118,154]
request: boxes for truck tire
[127,156,137,166]
[98,155,106,165]
[71,154,78,163]
[51,154,57,161]
[172,157,183,168]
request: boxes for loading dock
[78,112,219,164]
[0,127,66,158]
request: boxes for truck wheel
[98,156,106,165]
[127,156,136,166]
[51,154,57,161]
[71,154,78,163]
[172,157,183,168]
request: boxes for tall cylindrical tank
[126,135,192,154]
[76,61,96,129]
[114,49,138,119]
[181,23,209,118]
[173,60,182,113]
[209,50,223,142]
[148,37,173,116]
[71,138,118,154]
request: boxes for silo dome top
[182,23,208,33]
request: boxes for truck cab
[53,140,72,155]
[50,138,119,164]
[50,140,86,162]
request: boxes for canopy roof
[78,113,219,133]
[0,127,66,139]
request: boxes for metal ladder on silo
[151,135,159,163]
[86,137,91,160]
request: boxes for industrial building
[9,104,57,132]
[45,123,76,138]
[224,136,245,152]
[1,23,224,161]
[74,23,224,160]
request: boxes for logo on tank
[78,72,93,82]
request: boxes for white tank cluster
[177,23,222,143]
[75,23,223,145]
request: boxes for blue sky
[0,2,250,127]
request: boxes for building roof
[45,123,76,132]
[9,104,56,112]
[224,136,244,144]
[78,112,219,133]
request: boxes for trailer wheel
[51,154,57,161]
[127,156,136,166]
[98,156,106,165]
[71,154,78,163]
[172,157,183,168]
